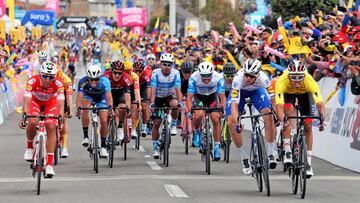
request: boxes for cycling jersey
[129,72,140,90]
[25,75,65,102]
[219,72,232,96]
[150,68,181,98]
[77,76,111,102]
[231,70,270,103]
[139,67,152,86]
[180,72,189,96]
[57,72,73,96]
[275,70,323,105]
[188,71,225,96]
[104,70,131,90]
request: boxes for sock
[27,139,34,149]
[101,137,107,147]
[83,127,88,139]
[46,153,54,166]
[267,143,273,156]
[284,139,291,153]
[214,142,220,147]
[307,150,312,165]
[142,123,147,130]
[237,146,249,160]
[291,128,297,136]
[152,140,159,150]
[62,133,68,149]
[171,120,177,127]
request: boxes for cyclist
[124,60,142,139]
[221,62,237,97]
[228,58,277,174]
[56,68,73,158]
[104,60,131,141]
[186,61,226,161]
[76,64,113,158]
[33,51,49,73]
[146,54,157,68]
[149,53,183,159]
[132,60,152,137]
[20,61,64,178]
[275,60,326,177]
[178,61,193,128]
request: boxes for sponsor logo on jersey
[231,89,239,98]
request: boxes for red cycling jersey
[25,75,65,102]
[139,66,152,85]
[104,70,131,89]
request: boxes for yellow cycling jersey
[57,71,73,95]
[129,72,140,90]
[275,70,323,104]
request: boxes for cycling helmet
[223,62,237,75]
[124,61,133,71]
[87,64,102,79]
[287,60,306,74]
[354,32,360,41]
[198,62,214,78]
[40,61,57,75]
[160,53,175,63]
[38,51,48,60]
[133,61,145,71]
[146,54,156,60]
[180,61,193,73]
[110,60,124,71]
[242,59,262,76]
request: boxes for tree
[269,0,340,20]
[199,0,246,34]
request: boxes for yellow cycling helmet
[124,60,133,71]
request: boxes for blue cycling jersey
[150,68,181,98]
[78,76,111,101]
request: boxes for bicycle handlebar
[190,107,223,114]
[78,106,111,111]
[24,115,62,129]
[240,112,273,120]
[154,107,179,111]
[284,115,323,123]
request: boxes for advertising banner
[117,8,147,27]
[22,10,56,26]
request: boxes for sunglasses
[41,74,55,80]
[244,73,256,79]
[112,71,123,75]
[224,74,234,79]
[148,58,155,61]
[162,62,173,68]
[89,78,100,82]
[289,74,305,81]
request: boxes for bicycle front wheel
[291,141,299,195]
[36,136,44,195]
[108,118,116,168]
[184,115,189,155]
[225,123,231,163]
[300,138,308,199]
[164,120,170,167]
[93,125,99,173]
[205,123,211,175]
[257,128,270,196]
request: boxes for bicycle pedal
[87,147,92,153]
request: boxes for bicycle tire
[300,138,308,199]
[292,141,299,195]
[136,124,141,151]
[164,120,170,167]
[252,142,263,192]
[54,145,58,166]
[36,136,43,195]
[93,125,98,174]
[225,123,231,163]
[108,118,116,168]
[257,128,270,196]
[185,114,189,155]
[123,119,128,161]
[205,121,211,175]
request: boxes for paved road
[1,60,359,202]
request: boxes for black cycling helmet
[222,62,237,75]
[180,61,193,73]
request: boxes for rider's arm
[23,79,34,114]
[174,71,182,102]
[56,80,65,118]
[149,72,158,104]
[274,75,287,122]
[103,77,113,107]
[106,92,113,107]
[186,75,197,111]
[76,93,83,110]
[125,93,131,109]
[186,94,193,112]
[316,102,326,120]
[219,93,226,109]
[217,76,226,108]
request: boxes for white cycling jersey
[219,72,232,92]
[150,68,181,98]
[188,71,225,96]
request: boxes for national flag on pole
[151,17,160,36]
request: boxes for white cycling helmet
[40,61,57,76]
[198,61,214,78]
[160,53,175,63]
[146,54,156,60]
[287,60,306,75]
[87,64,102,79]
[38,51,48,61]
[243,58,262,76]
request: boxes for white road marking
[146,161,163,171]
[1,175,359,183]
[139,146,145,152]
[164,184,189,198]
[144,155,151,158]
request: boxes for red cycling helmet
[110,60,124,71]
[349,26,360,35]
[354,32,360,41]
[133,61,145,71]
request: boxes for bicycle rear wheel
[184,114,189,155]
[36,136,44,195]
[252,144,263,192]
[225,124,231,163]
[135,125,141,151]
[257,129,270,196]
[123,120,128,160]
[300,138,308,199]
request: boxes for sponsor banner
[117,7,147,27]
[22,10,55,26]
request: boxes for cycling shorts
[193,93,219,108]
[152,95,177,120]
[83,95,108,109]
[29,98,59,125]
[284,93,313,116]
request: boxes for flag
[151,17,160,36]
[126,0,134,8]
